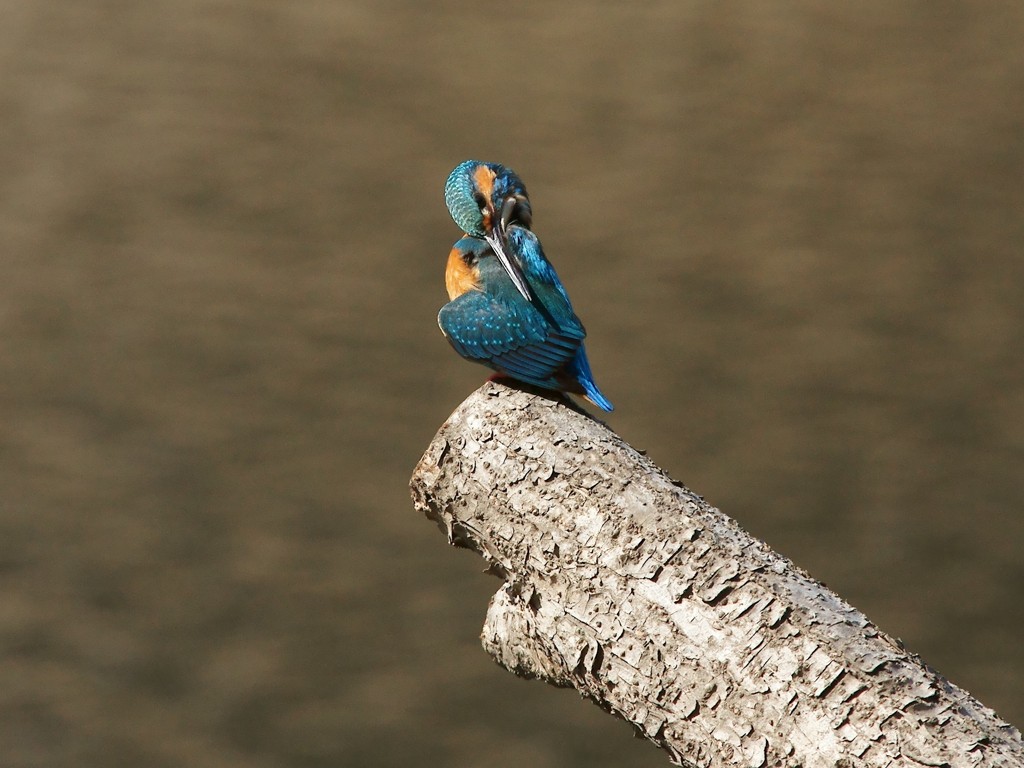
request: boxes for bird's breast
[445,246,481,300]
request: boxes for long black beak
[485,197,532,302]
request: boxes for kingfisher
[437,160,613,412]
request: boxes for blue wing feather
[438,289,584,387]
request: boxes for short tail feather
[567,346,613,412]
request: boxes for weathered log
[410,381,1023,768]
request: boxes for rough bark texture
[410,382,1024,768]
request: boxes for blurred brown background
[1,2,1022,766]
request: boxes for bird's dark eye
[473,192,487,213]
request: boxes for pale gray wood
[410,381,1024,768]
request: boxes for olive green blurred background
[1,3,1022,766]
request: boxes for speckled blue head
[444,160,532,237]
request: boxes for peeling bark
[410,382,1024,768]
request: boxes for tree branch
[410,382,1024,768]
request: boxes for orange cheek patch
[445,247,481,300]
[472,164,496,205]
